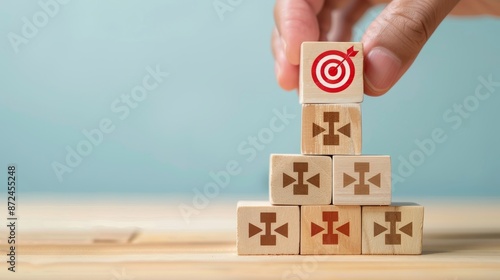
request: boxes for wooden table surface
[1,195,499,279]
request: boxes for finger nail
[365,47,402,92]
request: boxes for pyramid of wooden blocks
[237,41,423,256]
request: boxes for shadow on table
[422,231,500,255]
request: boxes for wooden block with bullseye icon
[301,205,361,254]
[269,154,332,205]
[333,155,391,205]
[237,201,299,255]
[362,203,424,255]
[301,104,361,155]
[300,42,363,104]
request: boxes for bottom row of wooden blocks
[237,201,423,255]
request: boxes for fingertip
[361,0,461,97]
[364,84,387,97]
[282,19,320,66]
[273,27,299,91]
[363,46,402,96]
[275,0,322,65]
[276,61,299,91]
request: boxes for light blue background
[1,1,499,197]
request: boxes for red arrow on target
[346,46,358,57]
[311,45,358,93]
[333,46,358,73]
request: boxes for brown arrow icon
[307,173,320,188]
[343,173,357,187]
[248,223,263,238]
[343,172,381,188]
[312,123,326,138]
[274,223,288,238]
[373,222,413,237]
[282,173,296,188]
[368,173,381,187]
[312,122,351,138]
[282,172,320,189]
[399,222,413,237]
[374,222,387,237]
[337,123,350,137]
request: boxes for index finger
[274,0,325,65]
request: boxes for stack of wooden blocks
[237,42,424,255]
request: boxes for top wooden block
[300,42,364,104]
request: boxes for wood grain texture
[301,104,362,155]
[0,197,498,279]
[299,42,363,104]
[301,205,361,255]
[269,154,332,205]
[362,204,424,255]
[237,201,299,255]
[332,155,391,205]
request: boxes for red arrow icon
[336,222,350,236]
[311,222,325,237]
[346,46,358,57]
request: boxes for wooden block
[362,203,424,255]
[332,155,391,205]
[299,42,363,104]
[237,201,299,255]
[301,205,361,255]
[269,154,332,205]
[301,104,361,155]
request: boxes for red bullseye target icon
[311,46,358,93]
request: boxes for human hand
[272,0,500,96]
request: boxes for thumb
[362,0,460,96]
